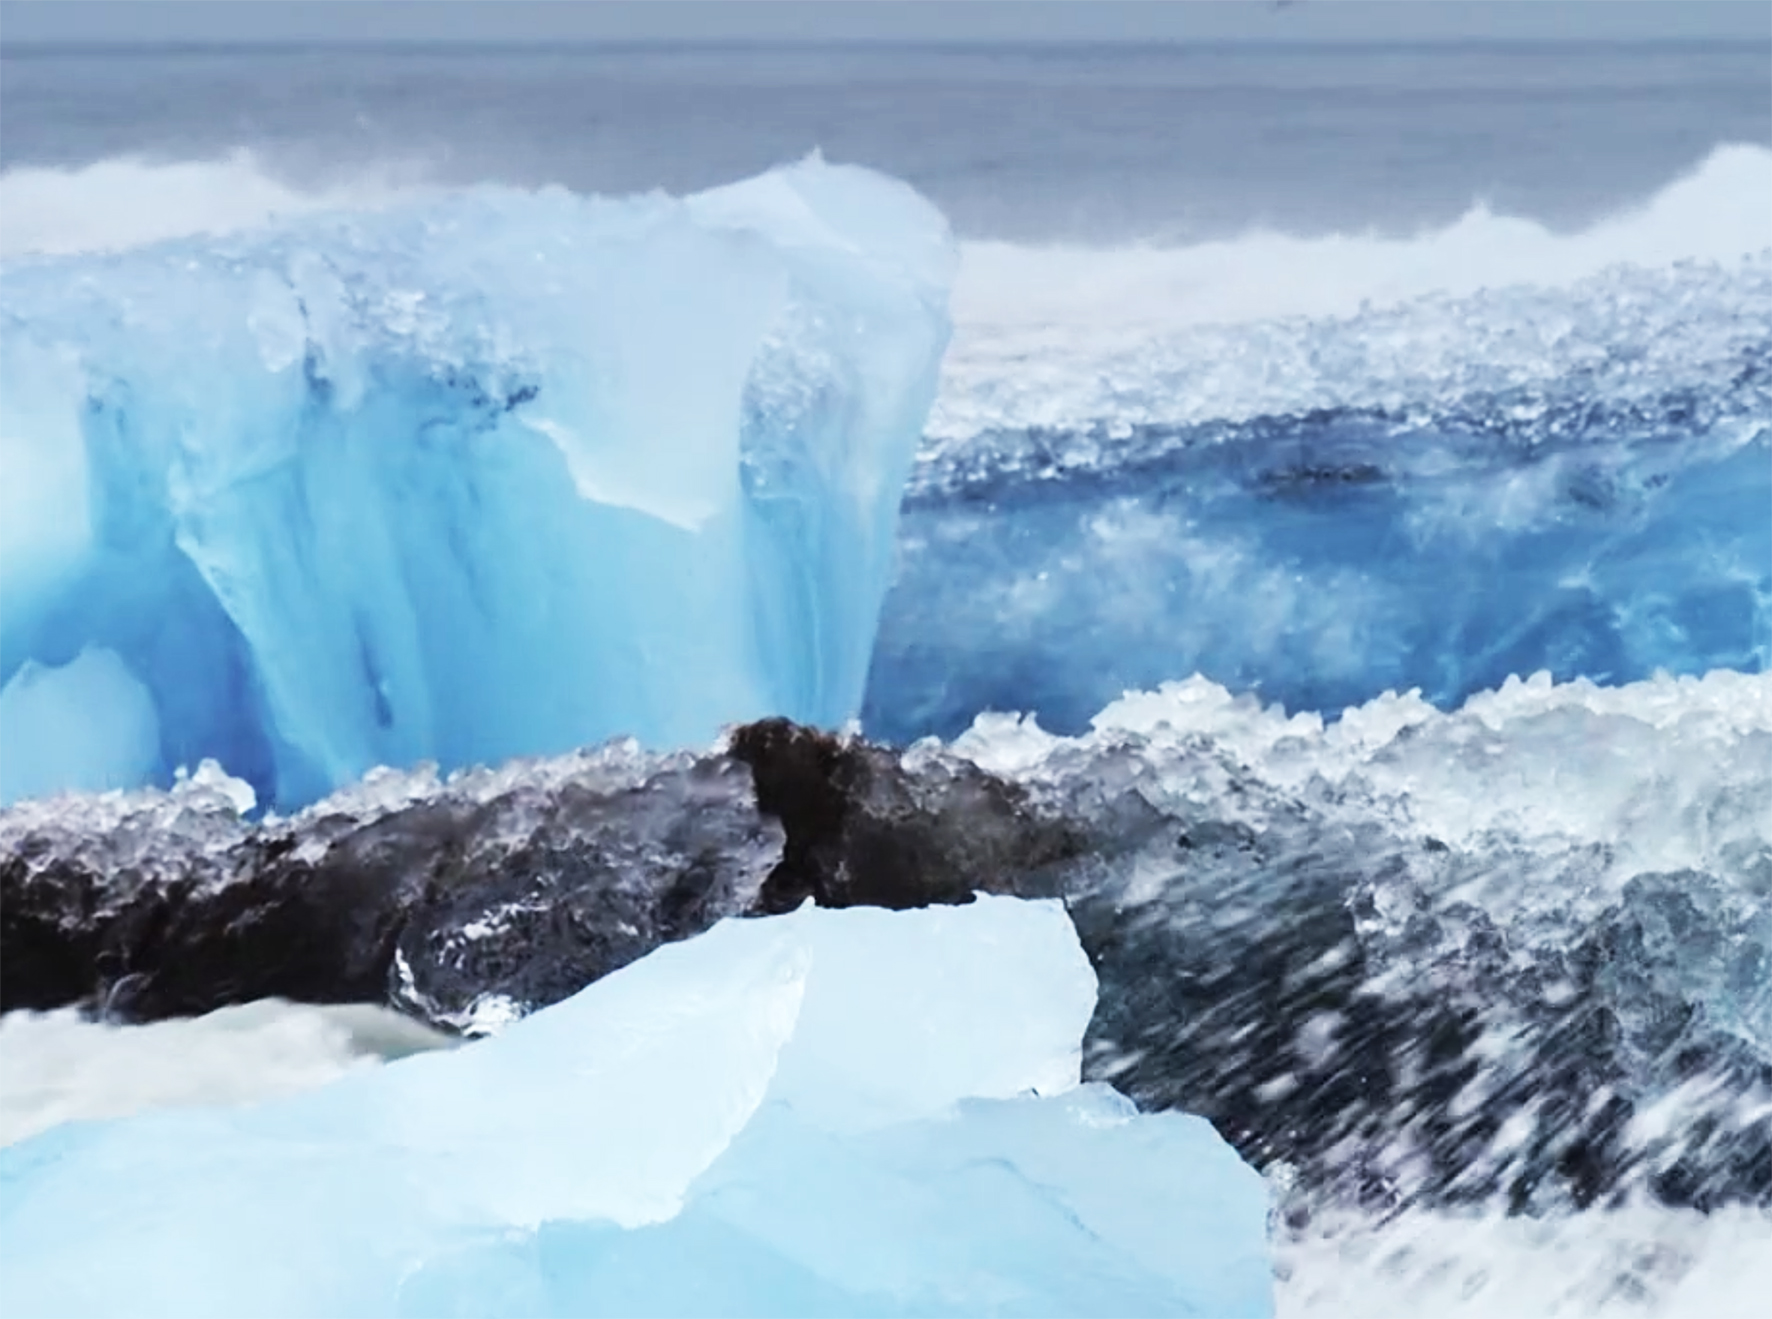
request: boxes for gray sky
[2,1,1768,47]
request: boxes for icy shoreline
[7,669,1768,1221]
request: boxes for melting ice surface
[0,158,954,808]
[0,896,1272,1319]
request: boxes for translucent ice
[0,647,160,803]
[0,897,1273,1319]
[0,159,953,808]
[869,248,1772,742]
[867,150,1772,741]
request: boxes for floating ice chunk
[0,897,1271,1318]
[874,224,1772,747]
[0,159,954,808]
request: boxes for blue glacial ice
[866,250,1772,743]
[0,159,954,808]
[862,147,1772,741]
[0,895,1273,1319]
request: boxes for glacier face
[0,897,1273,1319]
[0,160,954,808]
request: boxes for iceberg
[0,896,1273,1319]
[0,160,954,808]
[867,253,1772,743]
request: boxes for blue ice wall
[864,257,1772,742]
[0,162,954,807]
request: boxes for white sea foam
[951,144,1772,337]
[0,999,450,1146]
[945,667,1772,912]
[0,151,429,258]
[934,143,1772,443]
[1276,1204,1772,1318]
[945,666,1772,1315]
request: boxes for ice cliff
[0,159,954,808]
[0,897,1274,1319]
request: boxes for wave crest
[951,143,1772,335]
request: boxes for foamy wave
[952,143,1772,335]
[0,151,431,258]
[931,145,1772,443]
[947,667,1772,904]
[7,142,1764,299]
[0,1000,450,1146]
[1276,1204,1772,1319]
